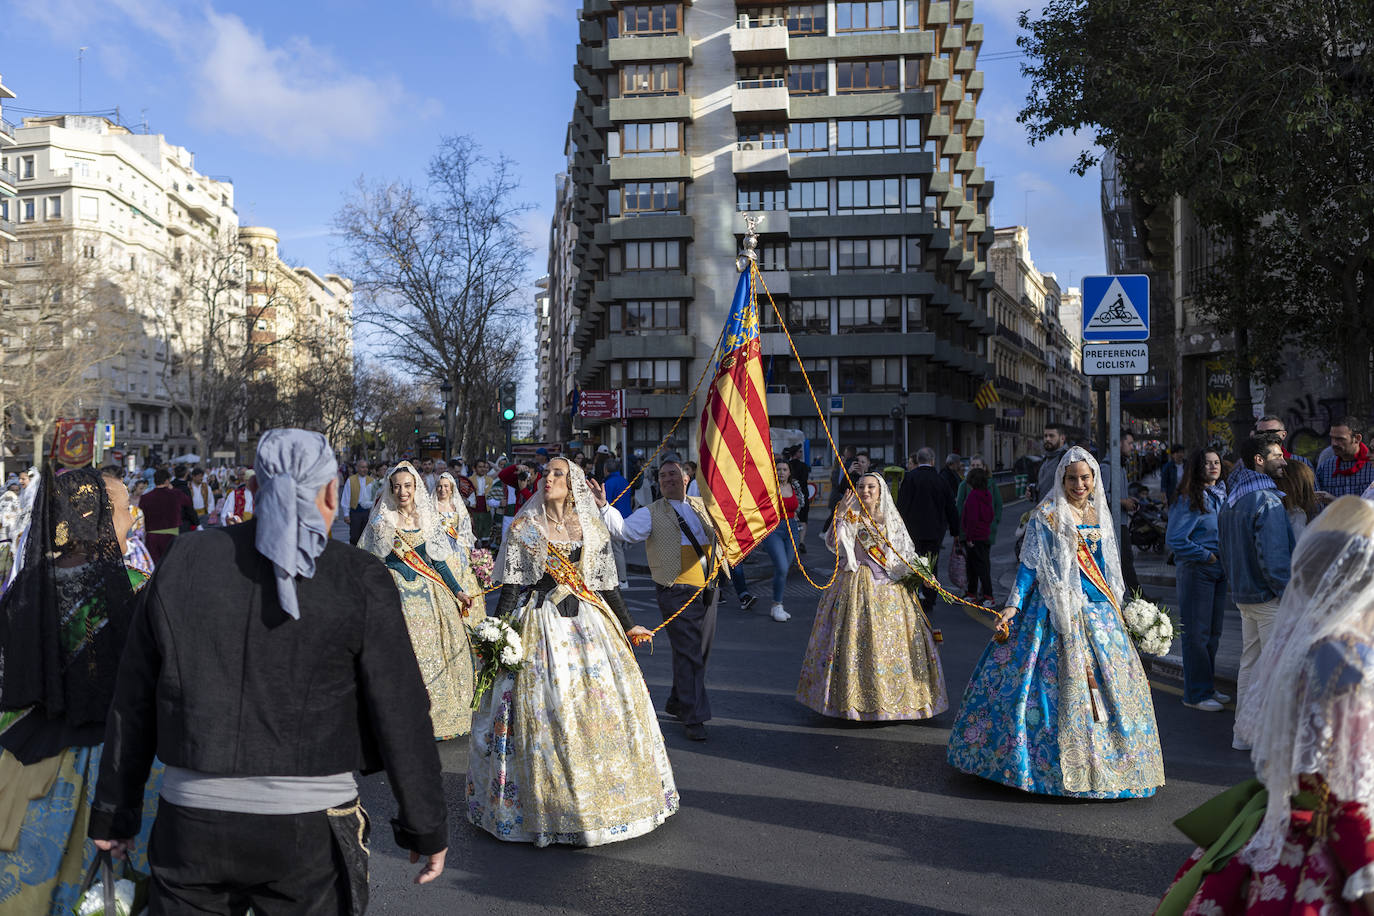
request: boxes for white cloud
[437,0,565,40]
[19,0,432,158]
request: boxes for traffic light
[500,382,517,422]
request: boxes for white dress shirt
[600,499,707,546]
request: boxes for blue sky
[8,0,1104,408]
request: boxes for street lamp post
[414,408,423,459]
[439,381,453,459]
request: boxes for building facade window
[838,357,902,392]
[20,156,34,180]
[787,179,829,213]
[836,177,900,214]
[769,356,829,393]
[837,237,900,272]
[787,63,828,96]
[609,240,683,272]
[610,122,683,157]
[836,118,900,154]
[756,241,788,271]
[22,199,34,221]
[787,121,828,155]
[836,60,899,93]
[786,3,827,34]
[737,181,788,211]
[621,63,683,96]
[619,3,682,36]
[738,126,786,149]
[611,300,685,334]
[46,196,62,219]
[611,358,684,392]
[838,297,901,333]
[835,1,899,32]
[788,239,829,271]
[609,181,684,216]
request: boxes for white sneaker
[618,581,630,589]
[770,603,790,622]
[1232,739,1252,751]
[1213,691,1232,704]
[1183,698,1224,712]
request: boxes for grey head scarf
[253,429,338,620]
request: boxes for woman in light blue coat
[1164,448,1228,712]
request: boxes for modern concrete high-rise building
[550,0,996,483]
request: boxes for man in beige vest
[342,458,379,544]
[592,459,721,741]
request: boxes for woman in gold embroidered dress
[466,457,678,847]
[359,462,476,740]
[796,472,948,720]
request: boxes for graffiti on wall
[1205,360,1235,450]
[1283,393,1346,462]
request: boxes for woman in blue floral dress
[947,447,1164,798]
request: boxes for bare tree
[0,229,134,464]
[335,135,531,460]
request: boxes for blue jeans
[1176,560,1227,703]
[729,520,798,603]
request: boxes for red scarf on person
[1333,442,1371,477]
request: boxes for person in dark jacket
[959,467,995,604]
[896,447,960,614]
[939,453,964,496]
[90,429,448,912]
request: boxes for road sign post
[1082,274,1150,522]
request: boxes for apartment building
[552,0,996,472]
[0,75,16,249]
[987,225,1089,467]
[0,114,349,463]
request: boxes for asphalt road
[354,510,1256,915]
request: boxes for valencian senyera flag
[973,378,1000,409]
[698,263,783,566]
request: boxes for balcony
[731,80,789,120]
[995,374,1024,396]
[0,117,14,147]
[608,34,692,63]
[995,321,1023,347]
[734,210,788,236]
[0,217,15,239]
[730,24,788,63]
[731,145,788,174]
[0,165,17,189]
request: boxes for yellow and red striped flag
[973,378,1000,409]
[698,264,782,565]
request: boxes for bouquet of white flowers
[1121,593,1176,657]
[468,615,525,709]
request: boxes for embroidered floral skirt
[946,594,1164,798]
[1160,795,1374,914]
[795,566,948,721]
[394,572,475,740]
[0,745,162,914]
[466,596,679,847]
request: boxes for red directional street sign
[627,407,650,418]
[579,390,624,419]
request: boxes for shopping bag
[74,848,147,916]
[948,542,968,592]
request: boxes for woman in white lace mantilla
[1157,496,1374,915]
[946,447,1163,798]
[466,457,678,847]
[796,472,948,721]
[359,462,476,740]
[433,472,482,600]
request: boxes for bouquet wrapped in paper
[1121,593,1177,657]
[467,614,525,709]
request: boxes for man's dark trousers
[348,507,369,545]
[914,538,943,614]
[655,583,718,725]
[148,800,354,915]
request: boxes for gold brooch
[55,521,70,546]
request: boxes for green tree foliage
[1018,0,1374,424]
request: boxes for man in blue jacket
[1218,432,1294,751]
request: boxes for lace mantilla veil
[1236,496,1374,892]
[830,472,923,580]
[434,472,475,553]
[358,461,454,563]
[1021,446,1126,635]
[494,459,618,591]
